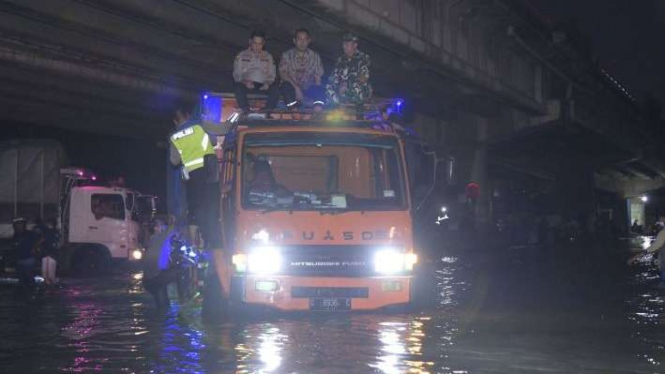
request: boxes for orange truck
[201,94,436,314]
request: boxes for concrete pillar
[554,160,596,219]
[470,116,489,224]
[627,197,646,229]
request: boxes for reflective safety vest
[170,123,215,173]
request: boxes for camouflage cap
[342,33,359,42]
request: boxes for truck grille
[291,286,369,298]
[281,245,375,276]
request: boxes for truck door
[83,191,128,257]
[124,192,140,254]
[220,145,237,250]
[135,195,156,247]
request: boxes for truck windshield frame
[240,131,408,212]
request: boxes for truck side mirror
[135,195,157,222]
[125,192,135,212]
[413,153,438,211]
[446,156,455,185]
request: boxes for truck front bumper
[234,275,412,311]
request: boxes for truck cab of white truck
[65,186,146,264]
[0,141,156,274]
[60,168,155,271]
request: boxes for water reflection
[620,233,664,368]
[233,324,287,373]
[640,236,653,250]
[370,317,435,374]
[9,245,665,373]
[221,314,447,374]
[222,254,467,374]
[61,285,106,373]
[59,272,208,373]
[626,257,665,369]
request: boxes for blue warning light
[201,92,222,123]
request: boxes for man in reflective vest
[169,107,229,248]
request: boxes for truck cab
[61,169,156,271]
[67,186,140,260]
[0,140,156,275]
[203,96,435,313]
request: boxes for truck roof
[237,119,396,133]
[74,185,139,194]
[226,111,416,138]
[202,92,423,143]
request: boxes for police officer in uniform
[233,30,280,113]
[169,105,230,248]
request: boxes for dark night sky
[530,0,665,104]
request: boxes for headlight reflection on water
[371,318,436,374]
[258,327,284,372]
[236,325,288,374]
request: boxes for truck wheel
[202,264,229,323]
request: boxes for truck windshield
[241,132,406,212]
[91,193,125,220]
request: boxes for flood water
[1,238,664,373]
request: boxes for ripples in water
[0,247,664,373]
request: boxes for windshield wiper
[260,206,294,214]
[319,208,363,215]
[258,204,362,215]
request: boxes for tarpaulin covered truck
[0,139,154,273]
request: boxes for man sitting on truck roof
[279,28,325,111]
[325,33,372,107]
[233,30,280,114]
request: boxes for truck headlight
[374,249,417,274]
[374,249,404,274]
[131,249,143,261]
[232,253,247,272]
[247,246,282,274]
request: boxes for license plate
[309,298,351,311]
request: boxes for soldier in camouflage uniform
[326,33,372,106]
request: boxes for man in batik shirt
[326,33,371,106]
[279,28,325,110]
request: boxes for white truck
[0,140,155,273]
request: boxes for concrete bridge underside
[1,0,663,218]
